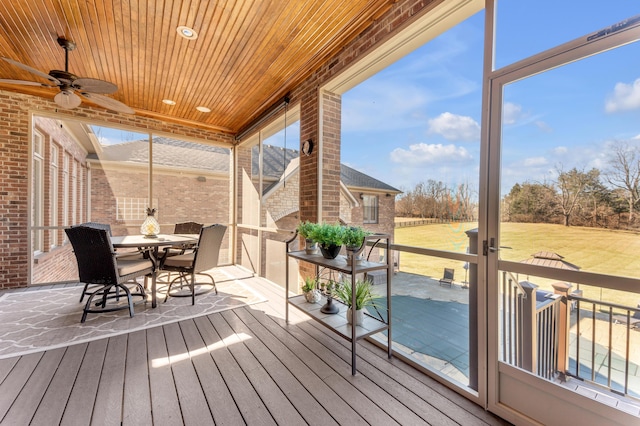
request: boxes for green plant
[334,279,379,310]
[342,226,370,249]
[309,222,344,248]
[301,276,317,293]
[296,221,318,240]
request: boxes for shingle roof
[95,139,399,192]
[340,164,401,193]
[89,137,230,172]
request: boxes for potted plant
[334,279,379,326]
[301,276,322,303]
[342,226,370,265]
[309,222,344,259]
[296,221,319,254]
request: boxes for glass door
[486,15,640,425]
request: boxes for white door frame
[483,14,640,425]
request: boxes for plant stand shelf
[285,233,392,375]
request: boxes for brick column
[320,90,341,222]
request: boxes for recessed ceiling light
[162,99,176,105]
[196,106,211,113]
[177,26,198,40]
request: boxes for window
[50,145,58,247]
[63,154,69,227]
[117,197,157,221]
[363,195,378,224]
[32,130,44,253]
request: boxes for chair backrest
[193,224,227,273]
[443,268,455,280]
[78,222,113,236]
[174,221,203,234]
[65,226,118,285]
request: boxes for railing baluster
[607,306,613,389]
[502,271,507,363]
[591,302,596,382]
[624,310,630,395]
[576,299,581,378]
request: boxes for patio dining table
[111,234,198,308]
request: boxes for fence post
[552,281,572,380]
[520,280,538,374]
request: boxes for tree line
[395,179,476,221]
[396,142,640,230]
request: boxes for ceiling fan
[0,37,134,114]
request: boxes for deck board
[61,339,108,426]
[93,334,127,424]
[179,319,246,425]
[123,330,152,426]
[163,321,215,426]
[193,315,276,425]
[30,344,87,426]
[0,267,509,426]
[208,312,304,425]
[0,352,44,420]
[2,348,65,425]
[221,309,335,426]
[233,307,363,425]
[146,325,183,424]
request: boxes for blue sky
[340,2,640,196]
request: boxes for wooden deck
[0,271,509,425]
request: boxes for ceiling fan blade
[80,92,134,114]
[1,57,60,85]
[73,77,117,94]
[0,78,52,87]
[54,90,82,109]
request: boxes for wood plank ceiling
[0,0,394,136]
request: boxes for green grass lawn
[394,221,640,307]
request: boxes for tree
[605,142,640,225]
[555,166,601,227]
[503,181,557,223]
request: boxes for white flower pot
[304,289,322,303]
[347,307,365,326]
[304,239,319,255]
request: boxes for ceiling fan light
[54,90,81,109]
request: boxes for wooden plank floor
[0,272,510,425]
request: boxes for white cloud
[427,112,480,141]
[389,142,472,166]
[553,146,568,155]
[535,121,552,133]
[523,157,548,167]
[503,102,523,125]
[633,134,640,140]
[605,78,640,112]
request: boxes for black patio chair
[65,226,153,323]
[439,268,455,287]
[74,222,147,301]
[160,221,203,258]
[160,224,226,305]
